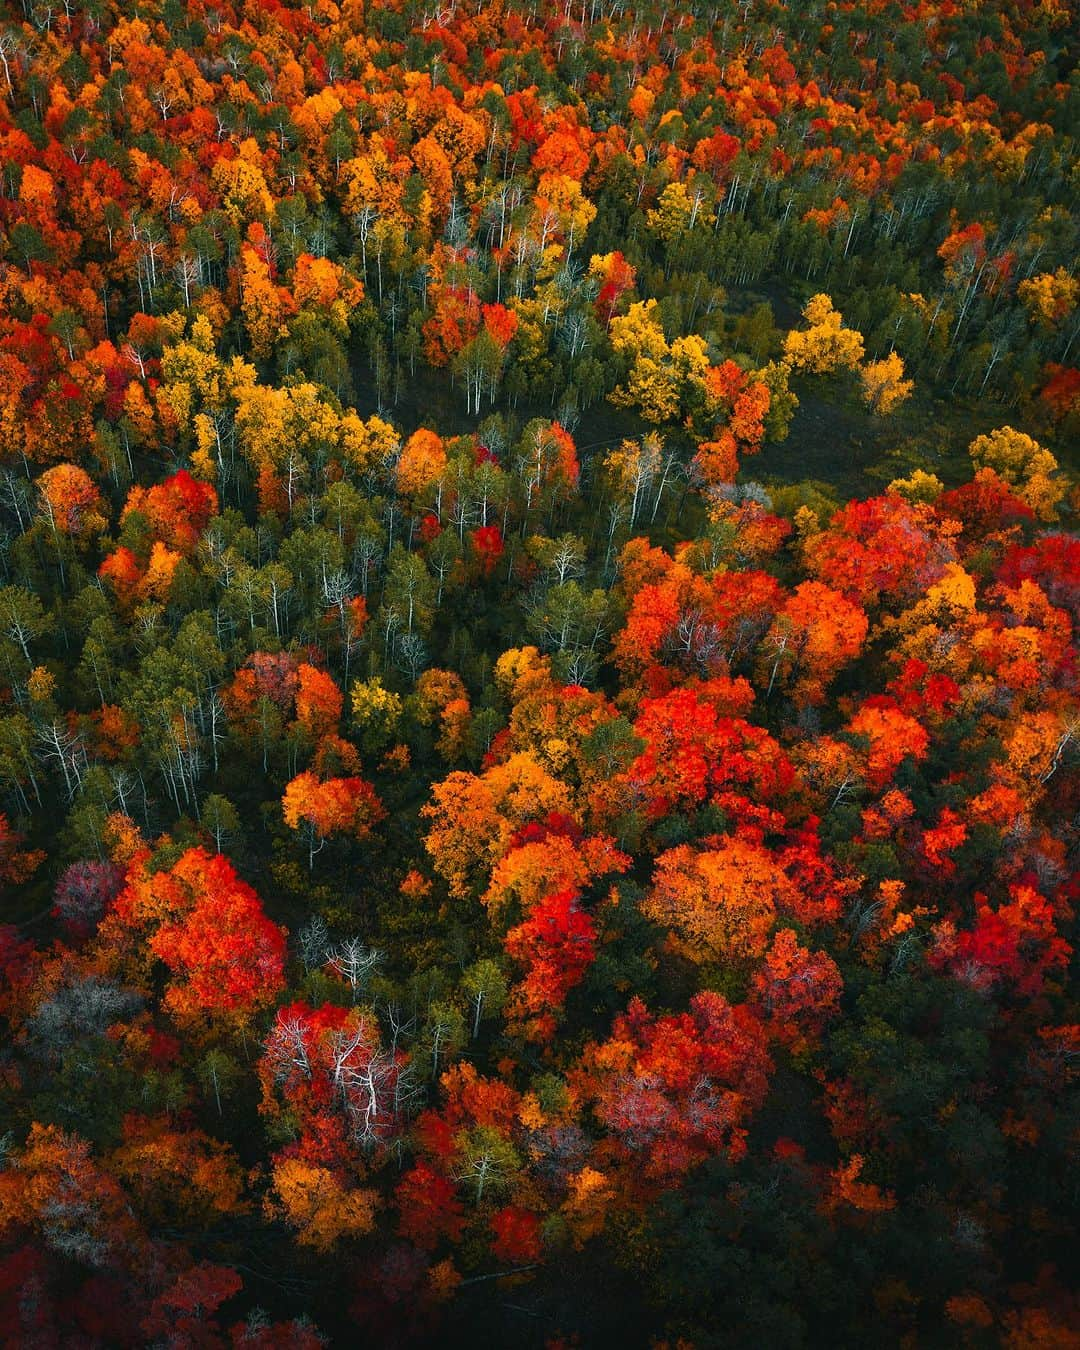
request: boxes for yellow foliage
[289,388,350,462]
[341,146,405,220]
[969,425,1056,483]
[232,380,291,474]
[240,246,289,358]
[887,469,944,502]
[793,504,822,538]
[783,294,865,375]
[646,182,694,243]
[210,144,273,223]
[924,563,978,617]
[351,678,404,735]
[267,1159,376,1250]
[612,355,681,423]
[968,426,1063,520]
[535,171,597,244]
[1020,472,1065,521]
[998,711,1073,800]
[160,314,228,430]
[340,413,399,475]
[191,413,218,481]
[604,434,664,497]
[609,300,669,361]
[669,333,711,383]
[609,304,710,422]
[493,646,550,699]
[1017,267,1078,326]
[27,666,56,703]
[415,668,468,724]
[506,296,550,369]
[860,352,914,414]
[141,541,182,603]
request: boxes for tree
[0,586,52,675]
[503,888,597,1041]
[99,848,286,1028]
[759,581,869,705]
[240,242,292,358]
[967,426,1064,520]
[382,544,436,637]
[350,678,403,753]
[1017,268,1078,327]
[0,3,1076,1338]
[751,929,843,1050]
[608,301,710,423]
[140,1264,243,1345]
[575,992,773,1179]
[623,690,794,821]
[588,251,636,325]
[783,295,865,375]
[461,960,509,1038]
[603,435,663,528]
[931,884,1070,996]
[201,794,242,855]
[860,353,914,414]
[52,859,123,936]
[282,771,385,868]
[259,1000,409,1155]
[0,1122,149,1271]
[645,838,793,966]
[846,702,930,788]
[422,753,574,898]
[293,664,344,741]
[110,1116,246,1228]
[396,1161,466,1250]
[396,428,447,502]
[37,465,107,539]
[266,1159,377,1250]
[802,494,958,606]
[120,471,217,554]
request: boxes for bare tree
[327,938,385,999]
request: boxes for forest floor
[352,359,1023,503]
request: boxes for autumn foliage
[0,0,1075,1344]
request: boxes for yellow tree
[210,140,274,224]
[644,837,800,966]
[340,412,399,477]
[422,752,574,898]
[860,353,914,414]
[603,434,664,526]
[646,181,695,243]
[783,294,865,375]
[396,428,447,504]
[266,1159,377,1251]
[159,313,230,472]
[609,301,709,423]
[1017,268,1079,327]
[609,300,669,361]
[240,245,291,358]
[968,426,1064,520]
[887,469,944,502]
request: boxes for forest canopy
[0,0,1076,1345]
